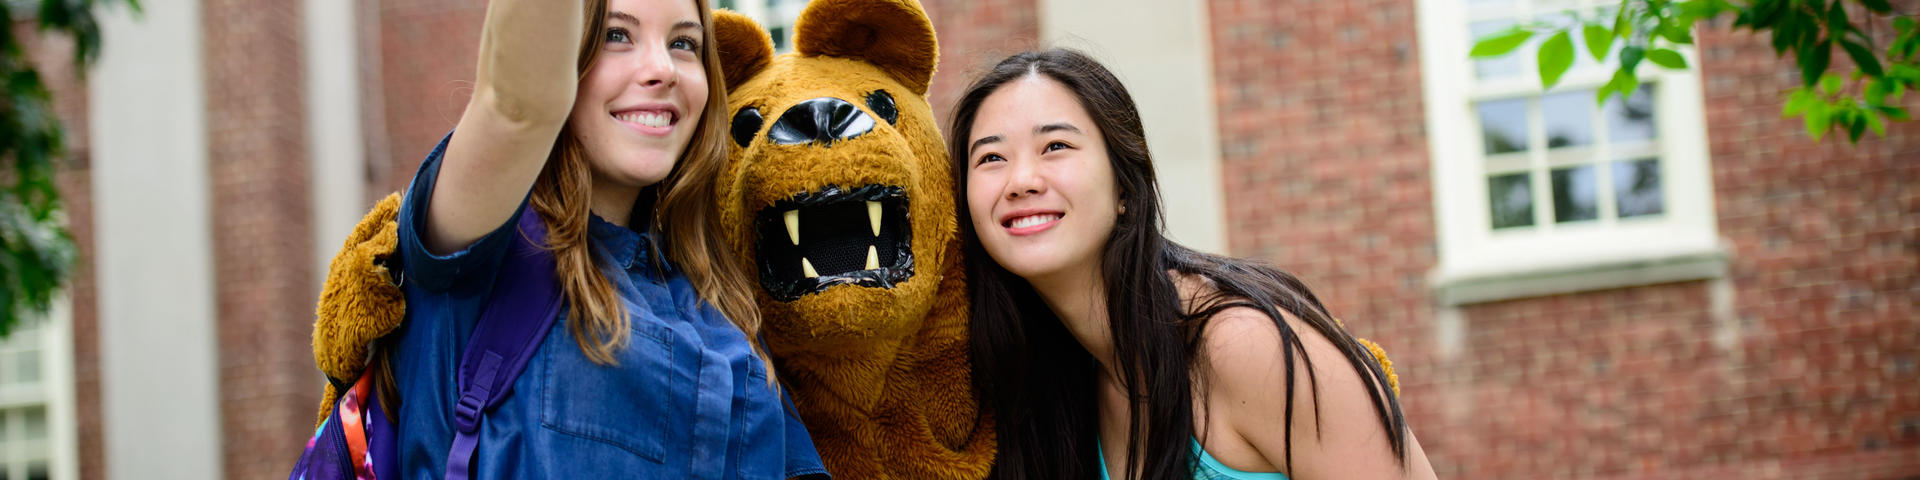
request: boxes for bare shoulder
[1199,305,1437,479]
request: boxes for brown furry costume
[707,0,993,478]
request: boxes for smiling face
[568,0,710,190]
[964,74,1121,286]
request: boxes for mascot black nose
[768,97,875,146]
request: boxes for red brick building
[13,0,1913,478]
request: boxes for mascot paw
[311,193,406,424]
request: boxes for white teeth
[802,257,820,278]
[1010,214,1059,229]
[867,201,883,237]
[617,111,671,128]
[784,210,800,245]
[865,245,880,270]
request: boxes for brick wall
[1208,0,1439,377]
[200,0,319,477]
[920,0,1039,123]
[370,0,489,196]
[1211,0,1920,478]
[1691,12,1920,477]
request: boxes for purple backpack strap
[445,208,564,480]
[366,390,398,480]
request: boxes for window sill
[1432,246,1728,305]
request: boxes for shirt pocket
[733,358,784,480]
[540,320,698,463]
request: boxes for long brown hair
[529,0,765,371]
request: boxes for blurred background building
[1,0,1914,478]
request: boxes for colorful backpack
[289,205,562,480]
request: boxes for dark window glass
[1551,165,1599,223]
[1489,173,1535,229]
[1614,158,1664,218]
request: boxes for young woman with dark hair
[949,48,1439,480]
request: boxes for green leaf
[1858,0,1892,13]
[1783,88,1813,116]
[1647,48,1689,69]
[1658,22,1696,44]
[1798,39,1832,87]
[1826,0,1850,37]
[1584,23,1614,62]
[1773,12,1802,53]
[1839,39,1883,77]
[1865,108,1887,136]
[1676,0,1733,22]
[1614,69,1640,99]
[1897,17,1917,34]
[1539,31,1575,88]
[1877,105,1911,121]
[1847,112,1867,142]
[1821,73,1843,95]
[1866,78,1891,104]
[1614,7,1635,38]
[1805,102,1831,140]
[1472,27,1534,58]
[1621,45,1646,73]
[1746,0,1785,28]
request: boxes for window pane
[24,407,46,442]
[1542,90,1595,149]
[14,351,38,386]
[1489,173,1535,229]
[1606,84,1657,143]
[1551,165,1599,222]
[1615,158,1664,217]
[1478,98,1529,154]
[1471,20,1524,80]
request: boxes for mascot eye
[731,107,764,147]
[866,90,898,125]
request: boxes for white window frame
[1416,0,1726,304]
[0,296,78,480]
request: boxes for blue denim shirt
[388,134,829,479]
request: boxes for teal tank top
[1097,439,1290,480]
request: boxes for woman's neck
[591,177,643,228]
[1028,266,1121,381]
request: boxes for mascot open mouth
[755,184,913,301]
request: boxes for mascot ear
[715,9,774,92]
[792,0,937,95]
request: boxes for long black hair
[949,48,1409,480]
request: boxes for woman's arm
[1205,307,1440,479]
[424,0,585,254]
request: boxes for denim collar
[587,213,670,273]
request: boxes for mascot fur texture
[710,0,993,478]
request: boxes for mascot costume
[705,0,995,478]
[307,0,1394,478]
